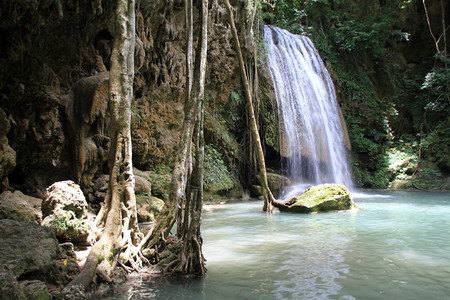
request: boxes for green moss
[277,184,355,213]
[41,210,90,241]
[413,168,446,190]
[148,170,171,200]
[204,145,235,194]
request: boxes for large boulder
[41,181,92,244]
[41,181,87,218]
[273,184,356,213]
[0,219,58,278]
[0,190,42,222]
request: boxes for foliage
[258,0,449,189]
[41,210,90,241]
[203,145,235,194]
[420,121,450,170]
[421,53,450,115]
[148,168,171,200]
[413,168,446,190]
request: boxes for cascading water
[264,25,353,198]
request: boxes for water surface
[98,191,450,299]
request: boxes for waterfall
[264,26,353,197]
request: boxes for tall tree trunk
[224,0,276,212]
[62,0,138,294]
[170,0,208,275]
[144,0,208,275]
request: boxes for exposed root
[118,260,133,274]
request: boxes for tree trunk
[170,0,208,275]
[145,0,208,276]
[224,0,276,212]
[62,0,138,294]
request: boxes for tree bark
[62,0,138,293]
[145,0,208,276]
[224,0,276,212]
[171,0,208,275]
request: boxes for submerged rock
[273,184,356,213]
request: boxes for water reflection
[97,192,450,300]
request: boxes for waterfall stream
[264,26,353,197]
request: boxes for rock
[273,184,356,213]
[0,219,58,278]
[0,190,42,222]
[266,172,291,198]
[65,72,111,187]
[41,210,91,244]
[0,267,26,300]
[389,179,412,189]
[93,174,109,192]
[84,174,109,203]
[250,184,262,197]
[20,280,50,300]
[0,108,16,192]
[41,181,91,244]
[147,171,171,200]
[42,181,87,218]
[134,168,152,195]
[136,195,165,223]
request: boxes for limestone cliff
[0,0,254,197]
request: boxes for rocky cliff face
[0,0,254,197]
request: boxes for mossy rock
[41,210,90,244]
[136,195,165,222]
[389,179,413,189]
[273,184,356,213]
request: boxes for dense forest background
[259,0,449,189]
[0,0,449,203]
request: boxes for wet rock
[41,181,92,244]
[0,219,58,278]
[266,172,291,198]
[273,184,356,213]
[0,190,42,222]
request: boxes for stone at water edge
[273,184,356,213]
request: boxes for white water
[264,26,353,194]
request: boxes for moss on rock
[273,184,356,213]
